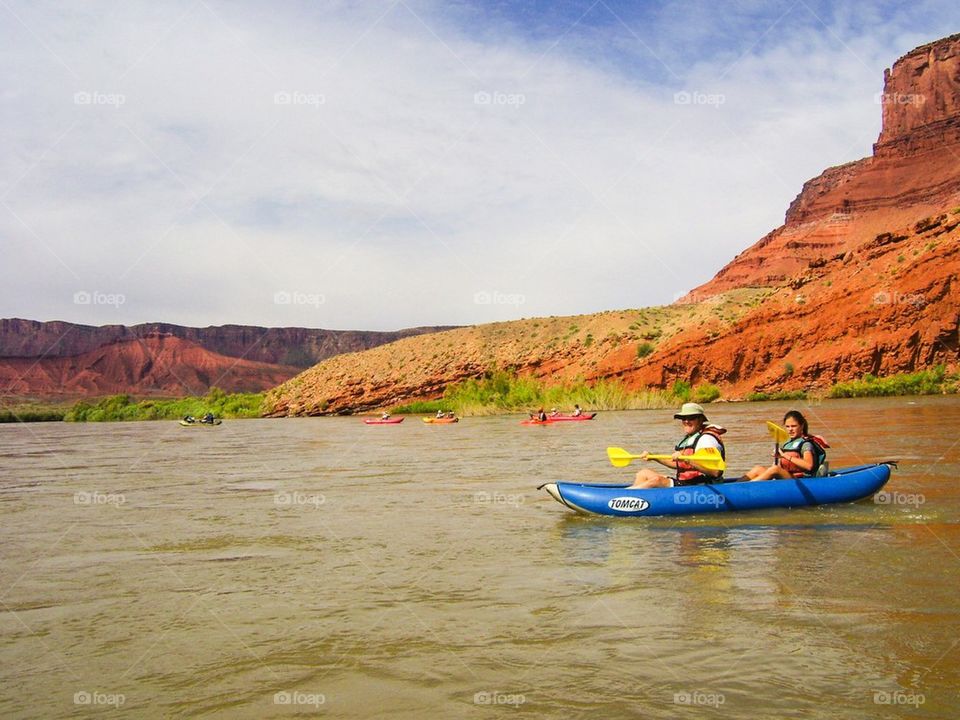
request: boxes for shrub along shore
[1,366,956,422]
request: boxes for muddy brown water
[1,396,958,718]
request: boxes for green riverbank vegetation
[391,372,722,416]
[0,403,69,423]
[64,388,265,422]
[828,365,958,398]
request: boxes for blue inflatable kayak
[540,464,892,517]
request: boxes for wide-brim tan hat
[674,402,707,420]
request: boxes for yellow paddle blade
[606,447,641,468]
[647,446,726,471]
[607,446,726,471]
[766,421,789,444]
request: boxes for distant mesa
[0,320,455,398]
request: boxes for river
[1,396,958,718]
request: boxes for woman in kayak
[530,408,548,422]
[572,404,583,417]
[745,410,827,480]
[381,411,391,420]
[629,402,726,488]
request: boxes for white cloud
[1,0,958,330]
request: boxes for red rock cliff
[688,32,960,298]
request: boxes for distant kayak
[363,417,404,425]
[422,417,459,424]
[179,419,222,427]
[521,413,596,425]
[540,464,892,517]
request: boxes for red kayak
[521,412,596,425]
[363,417,404,425]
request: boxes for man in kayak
[629,402,726,488]
[744,410,828,480]
[381,411,391,420]
[201,412,215,424]
[529,408,548,422]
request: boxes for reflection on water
[0,396,958,718]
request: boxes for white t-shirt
[692,434,721,452]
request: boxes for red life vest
[778,435,829,477]
[675,425,726,485]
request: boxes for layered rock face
[0,334,299,397]
[0,319,455,367]
[687,33,960,298]
[877,33,960,146]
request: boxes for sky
[2,0,958,331]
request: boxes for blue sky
[2,0,958,330]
